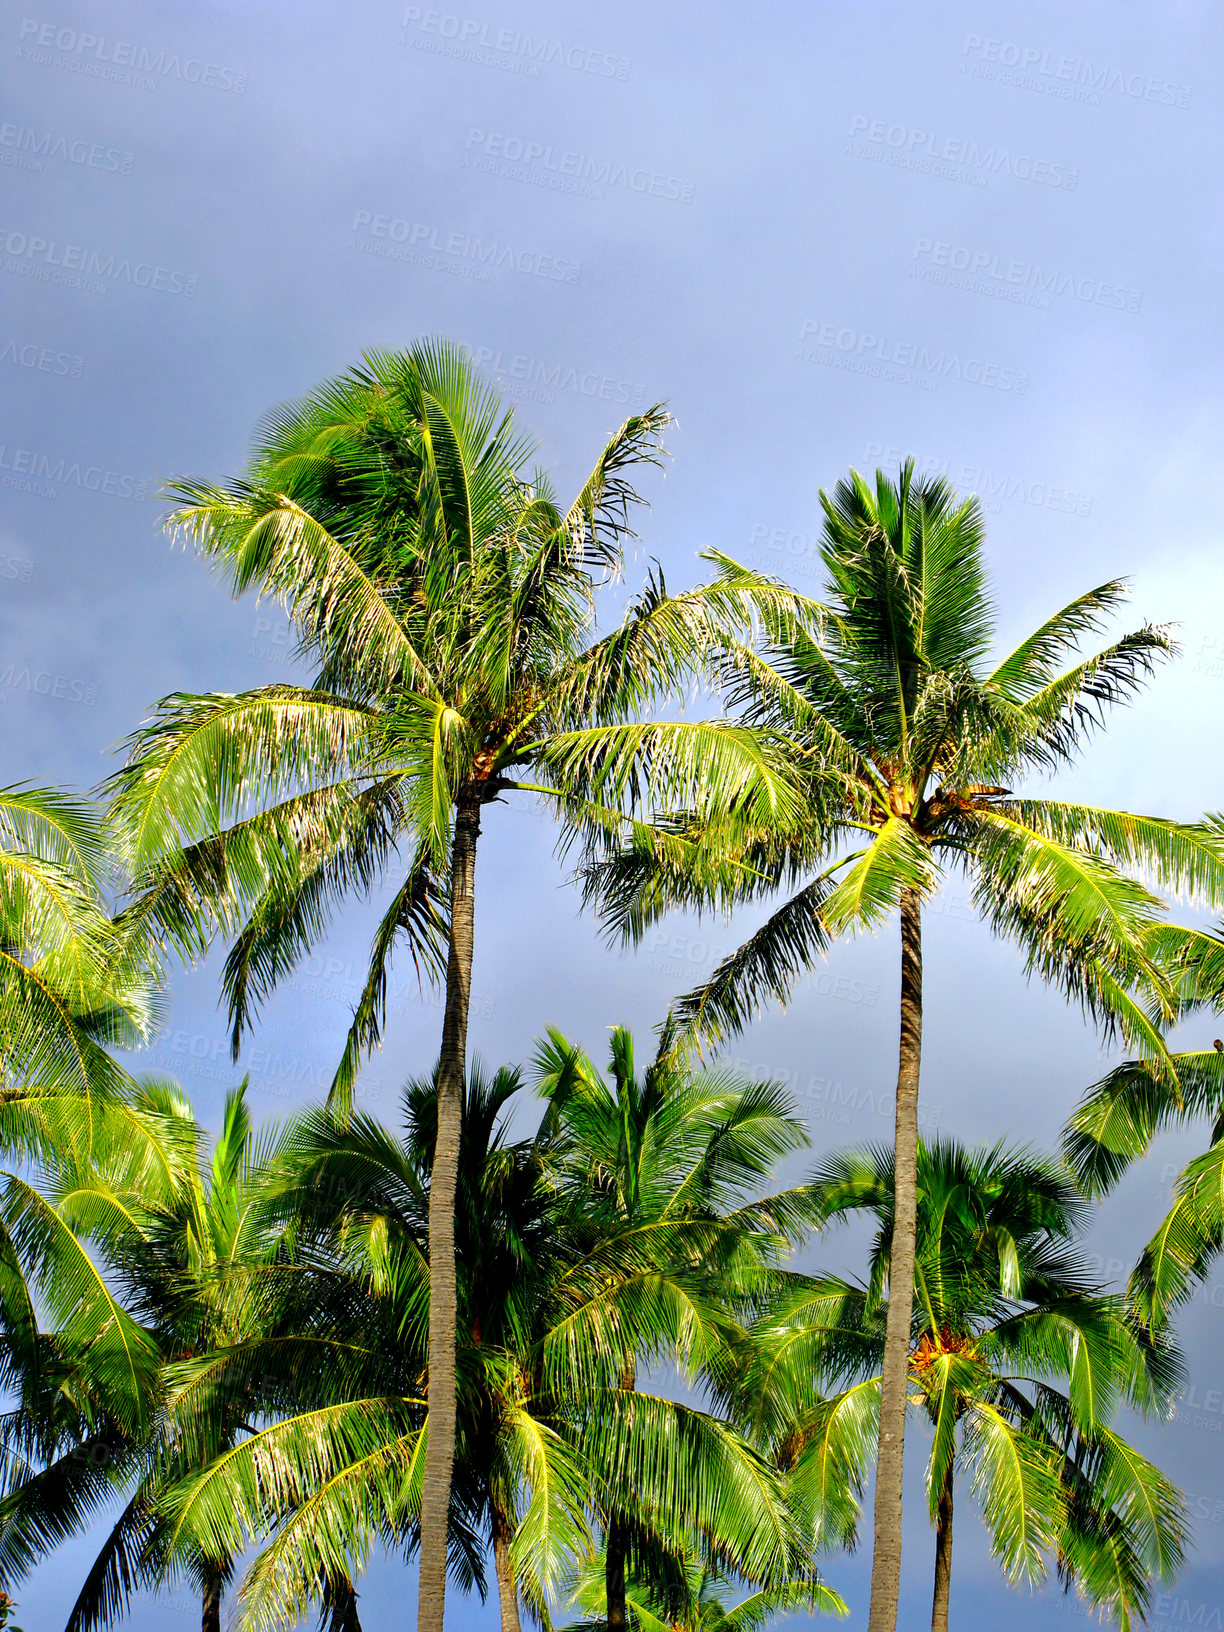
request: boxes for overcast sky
[4,1,1224,1626]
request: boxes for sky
[3,0,1224,1626]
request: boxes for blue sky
[4,0,1224,1625]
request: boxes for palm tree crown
[594,461,1218,1058]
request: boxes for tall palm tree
[738,1140,1185,1632]
[106,342,805,1632]
[581,461,1224,1631]
[152,1055,815,1632]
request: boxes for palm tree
[533,1027,820,1629]
[107,342,804,1632]
[152,1053,817,1631]
[739,1139,1185,1631]
[0,1075,314,1632]
[581,461,1224,1631]
[0,785,172,1609]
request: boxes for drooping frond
[108,689,377,873]
[965,808,1174,1060]
[164,482,436,702]
[1130,1138,1224,1326]
[327,857,450,1114]
[1063,1048,1224,1196]
[658,875,838,1056]
[961,1404,1062,1583]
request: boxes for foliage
[137,1043,830,1631]
[733,1140,1186,1628]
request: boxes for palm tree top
[795,462,1168,794]
[584,461,1224,1067]
[533,1024,811,1237]
[105,344,812,1109]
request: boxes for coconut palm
[152,1053,819,1632]
[581,461,1224,1631]
[533,1026,821,1629]
[736,1140,1185,1632]
[106,341,806,1632]
[0,1075,320,1632]
[0,785,172,1611]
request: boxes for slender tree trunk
[867,886,923,1632]
[491,1506,523,1632]
[605,1517,628,1632]
[202,1565,222,1632]
[929,1463,953,1632]
[606,1363,635,1632]
[418,791,482,1632]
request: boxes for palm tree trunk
[929,1463,953,1632]
[606,1516,628,1632]
[605,1361,635,1631]
[492,1505,523,1632]
[867,885,923,1632]
[202,1565,222,1632]
[418,790,482,1632]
